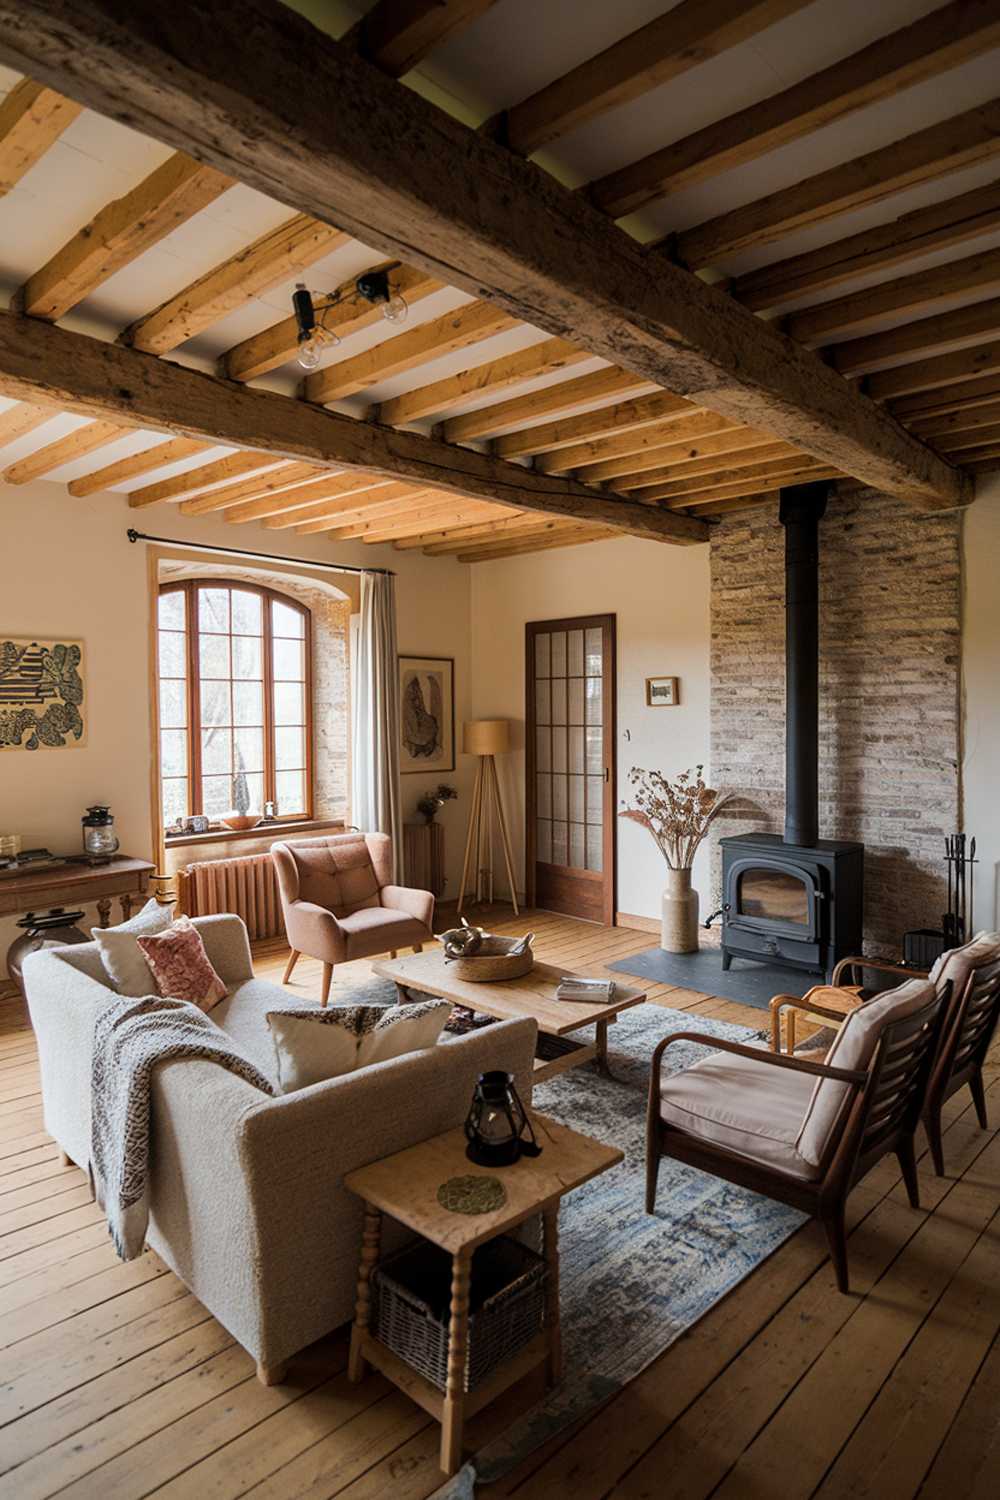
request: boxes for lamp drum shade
[464,719,510,756]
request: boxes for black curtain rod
[126,528,394,576]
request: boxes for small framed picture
[399,655,455,774]
[645,675,679,707]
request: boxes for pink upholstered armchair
[271,833,434,1004]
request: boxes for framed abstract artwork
[645,675,679,707]
[399,656,455,774]
[0,638,86,750]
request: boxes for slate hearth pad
[607,946,821,1010]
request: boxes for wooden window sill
[164,817,345,851]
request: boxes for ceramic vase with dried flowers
[619,765,731,954]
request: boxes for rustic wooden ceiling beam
[67,435,210,497]
[0,308,707,542]
[258,480,416,530]
[0,76,80,193]
[455,525,618,562]
[571,422,770,485]
[617,439,800,493]
[343,0,497,78]
[499,0,806,157]
[121,215,350,355]
[786,244,1000,348]
[540,412,743,476]
[830,296,1000,378]
[162,461,324,514]
[676,492,778,518]
[936,419,1000,451]
[421,516,577,554]
[213,473,393,524]
[590,0,1000,220]
[673,100,1000,270]
[650,456,838,503]
[890,372,1000,421]
[373,337,590,427]
[221,261,442,383]
[0,400,58,448]
[3,416,133,484]
[732,179,1000,314]
[128,450,284,508]
[0,1,966,511]
[865,338,1000,400]
[492,390,694,459]
[17,152,233,321]
[909,399,1000,439]
[323,498,511,541]
[443,369,654,445]
[303,301,517,405]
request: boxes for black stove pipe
[779,481,832,847]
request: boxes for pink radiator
[178,852,284,942]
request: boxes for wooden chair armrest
[831,955,930,985]
[770,993,862,1023]
[649,1031,867,1086]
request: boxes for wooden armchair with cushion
[647,979,946,1292]
[272,832,434,1004]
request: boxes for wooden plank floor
[2,905,999,1499]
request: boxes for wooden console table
[0,856,155,927]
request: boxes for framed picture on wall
[645,675,679,707]
[0,638,86,750]
[399,656,455,773]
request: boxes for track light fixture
[293,268,409,370]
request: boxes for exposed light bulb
[381,292,408,325]
[297,335,323,370]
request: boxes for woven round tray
[447,936,534,982]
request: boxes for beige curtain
[351,571,403,878]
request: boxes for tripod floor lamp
[458,719,519,916]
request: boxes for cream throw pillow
[91,898,174,995]
[266,1000,451,1093]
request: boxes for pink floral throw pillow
[136,916,228,1012]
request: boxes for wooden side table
[344,1113,622,1476]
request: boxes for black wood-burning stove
[717,483,864,979]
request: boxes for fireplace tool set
[944,833,977,948]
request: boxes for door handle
[604,767,610,782]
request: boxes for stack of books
[555,976,617,1003]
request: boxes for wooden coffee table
[373,949,647,1082]
[344,1113,622,1475]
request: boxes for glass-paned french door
[526,614,616,924]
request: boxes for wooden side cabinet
[404,821,445,897]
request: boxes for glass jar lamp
[464,1071,541,1166]
[82,805,120,859]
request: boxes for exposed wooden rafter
[442,369,654,445]
[0,0,964,509]
[2,416,131,484]
[590,0,1000,219]
[127,450,285,508]
[343,0,497,78]
[0,400,56,447]
[456,524,618,562]
[867,339,1000,401]
[498,0,807,156]
[674,100,1000,270]
[0,309,708,543]
[207,473,393,524]
[373,337,591,427]
[0,76,79,193]
[17,152,233,321]
[831,296,1000,378]
[67,435,209,497]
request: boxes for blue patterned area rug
[432,1003,805,1499]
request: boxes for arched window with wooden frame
[157,579,313,830]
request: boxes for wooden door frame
[525,613,617,926]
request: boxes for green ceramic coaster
[437,1174,507,1215]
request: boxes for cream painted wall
[468,535,713,925]
[0,483,474,969]
[963,475,1000,932]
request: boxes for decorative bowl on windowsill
[221,813,260,832]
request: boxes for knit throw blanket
[91,994,275,1260]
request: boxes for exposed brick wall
[710,488,963,953]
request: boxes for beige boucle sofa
[23,913,537,1381]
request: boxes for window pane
[162,777,188,824]
[568,677,584,725]
[536,772,551,818]
[275,726,304,770]
[158,591,185,630]
[585,676,602,725]
[552,775,568,820]
[273,637,304,682]
[159,678,186,729]
[551,726,567,773]
[550,631,566,677]
[273,682,304,726]
[160,729,187,777]
[551,820,568,866]
[536,818,551,863]
[201,726,232,776]
[585,627,602,676]
[231,589,262,635]
[586,824,603,872]
[585,727,603,774]
[569,823,585,870]
[569,774,585,823]
[534,633,550,678]
[233,635,262,681]
[535,726,550,772]
[198,587,230,634]
[551,677,566,726]
[236,726,265,774]
[569,727,584,774]
[245,772,264,814]
[158,629,186,678]
[199,632,230,679]
[535,678,550,726]
[587,774,604,822]
[234,680,263,727]
[567,629,584,677]
[201,774,232,817]
[275,769,306,814]
[200,679,230,728]
[271,599,304,638]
